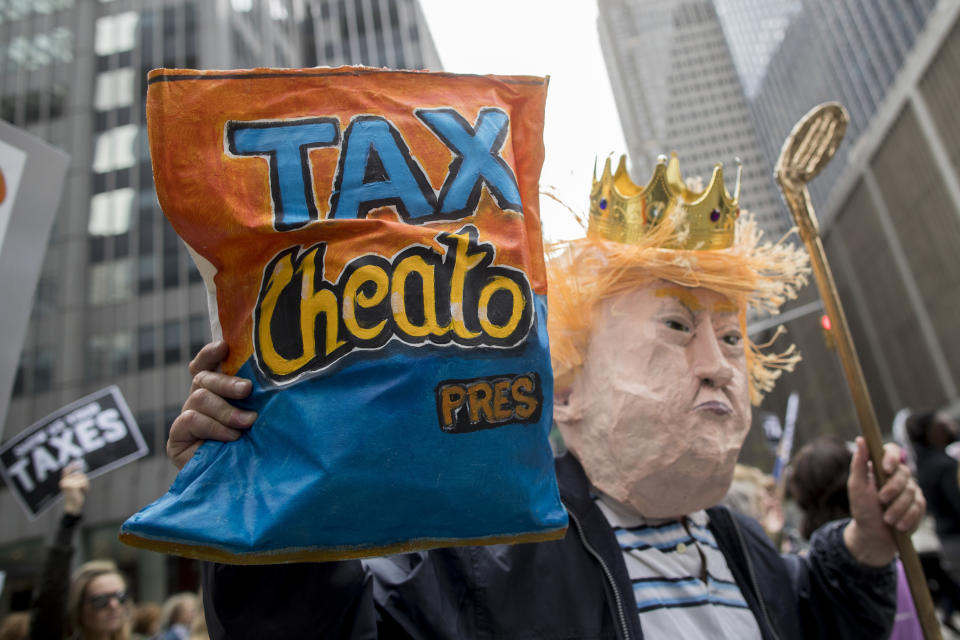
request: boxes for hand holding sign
[168,341,256,470]
[60,462,89,516]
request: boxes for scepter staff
[774,102,940,640]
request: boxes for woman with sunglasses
[28,465,137,640]
[65,561,134,640]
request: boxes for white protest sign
[0,120,70,433]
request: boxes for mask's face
[557,281,751,518]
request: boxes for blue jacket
[202,454,896,639]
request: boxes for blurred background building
[0,0,439,614]
[597,0,792,239]
[752,0,960,444]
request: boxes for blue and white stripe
[595,497,762,639]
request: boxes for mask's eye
[665,319,691,333]
[722,332,742,347]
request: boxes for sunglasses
[86,590,129,610]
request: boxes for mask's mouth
[694,400,732,416]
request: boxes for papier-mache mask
[119,67,567,562]
[548,154,810,518]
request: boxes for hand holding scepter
[774,102,939,640]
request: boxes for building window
[89,188,135,236]
[86,331,132,379]
[0,0,75,22]
[12,361,25,396]
[0,27,74,72]
[162,252,179,288]
[92,125,139,174]
[138,207,156,253]
[34,347,54,393]
[88,258,134,304]
[95,11,139,57]
[188,315,209,356]
[134,411,157,455]
[164,405,181,438]
[187,258,202,284]
[94,67,135,111]
[163,319,182,364]
[137,325,156,370]
[137,255,156,293]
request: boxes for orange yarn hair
[546,211,810,405]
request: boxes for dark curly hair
[788,436,852,540]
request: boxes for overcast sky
[418,0,627,240]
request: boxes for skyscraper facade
[713,0,802,100]
[745,0,939,204]
[597,0,791,239]
[0,0,439,613]
[741,1,960,440]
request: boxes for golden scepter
[774,102,940,640]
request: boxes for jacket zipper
[567,508,632,640]
[729,510,781,640]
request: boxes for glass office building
[746,2,960,442]
[0,0,439,613]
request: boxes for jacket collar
[555,451,592,503]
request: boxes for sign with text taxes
[0,386,147,518]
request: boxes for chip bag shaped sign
[119,67,568,563]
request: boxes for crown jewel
[588,153,742,250]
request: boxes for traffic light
[820,314,835,350]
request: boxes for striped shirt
[595,496,763,639]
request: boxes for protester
[0,613,28,640]
[27,462,137,640]
[723,464,783,541]
[186,594,206,640]
[167,154,924,638]
[152,593,197,640]
[132,604,161,638]
[789,435,928,639]
[788,437,853,540]
[65,560,136,640]
[29,463,88,640]
[908,410,960,579]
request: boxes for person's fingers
[188,369,252,402]
[182,387,257,428]
[59,471,89,491]
[880,442,902,476]
[891,492,926,533]
[62,461,83,477]
[882,476,918,525]
[848,436,871,495]
[877,464,910,504]
[167,409,247,469]
[188,340,229,377]
[168,441,203,470]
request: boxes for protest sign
[0,386,147,518]
[0,120,69,432]
[120,67,566,563]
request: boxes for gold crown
[588,152,742,250]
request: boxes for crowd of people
[0,466,206,640]
[719,407,960,638]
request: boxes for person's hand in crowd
[60,462,89,515]
[844,436,926,566]
[167,340,257,469]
